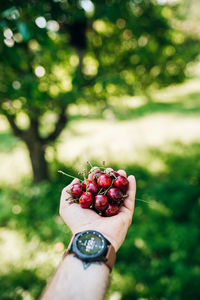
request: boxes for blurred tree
[0,0,199,182]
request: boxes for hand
[59,168,136,251]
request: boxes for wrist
[95,231,118,252]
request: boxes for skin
[60,168,136,251]
[40,168,136,300]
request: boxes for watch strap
[62,234,75,258]
[105,243,116,271]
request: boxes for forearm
[40,254,110,300]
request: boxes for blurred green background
[0,0,200,299]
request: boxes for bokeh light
[80,0,95,13]
[13,33,23,43]
[3,28,13,39]
[35,16,46,28]
[35,66,46,77]
[4,38,14,47]
[12,81,21,90]
[46,20,59,32]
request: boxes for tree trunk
[4,105,67,183]
[25,139,49,183]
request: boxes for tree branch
[4,112,26,139]
[43,107,67,144]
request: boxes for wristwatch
[63,230,116,272]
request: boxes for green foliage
[0,270,45,300]
[0,131,19,152]
[0,167,76,241]
[1,0,199,121]
[114,143,200,299]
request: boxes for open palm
[59,169,136,251]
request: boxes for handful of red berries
[58,166,129,217]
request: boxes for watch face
[77,232,103,255]
[73,230,108,261]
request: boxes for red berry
[82,180,98,194]
[97,174,112,188]
[94,194,108,211]
[109,171,120,180]
[107,187,123,203]
[93,168,103,176]
[95,171,103,179]
[114,176,129,192]
[79,192,93,208]
[104,203,119,217]
[71,183,83,198]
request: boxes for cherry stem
[110,172,117,179]
[65,196,73,201]
[58,170,82,181]
[118,202,124,209]
[83,174,88,194]
[98,188,104,194]
[103,179,114,195]
[87,161,93,168]
[135,198,151,204]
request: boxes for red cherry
[71,183,83,198]
[79,192,93,208]
[97,174,112,188]
[94,194,108,211]
[114,176,129,192]
[94,171,103,179]
[104,203,119,217]
[109,171,120,180]
[82,180,98,194]
[107,187,123,203]
[115,199,122,206]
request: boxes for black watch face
[73,231,108,261]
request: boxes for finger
[123,175,136,215]
[117,169,127,177]
[60,178,80,208]
[62,178,80,195]
[118,205,132,225]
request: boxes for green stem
[103,179,114,195]
[98,187,103,194]
[83,174,88,194]
[111,173,117,179]
[87,161,93,169]
[58,170,81,181]
[135,198,151,204]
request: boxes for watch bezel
[71,230,109,262]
